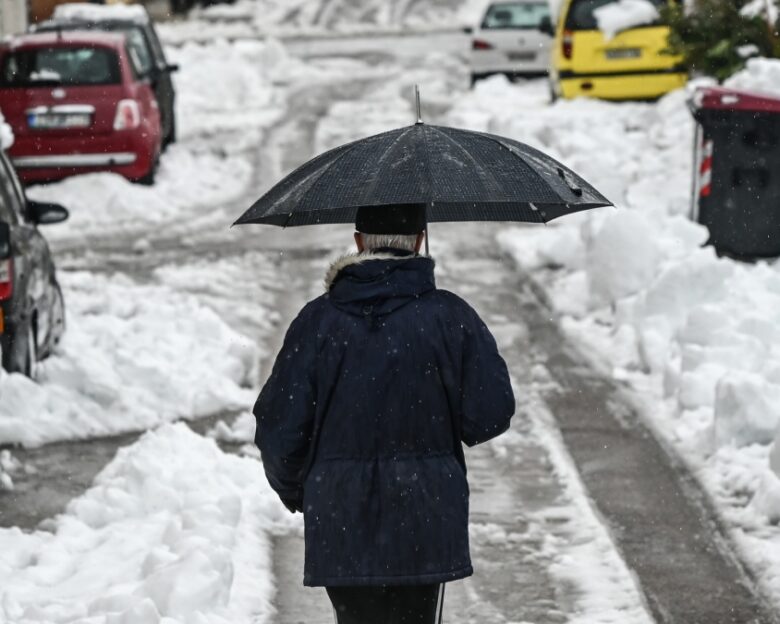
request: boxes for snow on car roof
[52,3,150,24]
[5,30,128,50]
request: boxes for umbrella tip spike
[414,84,423,125]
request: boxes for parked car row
[468,0,687,101]
[0,3,177,185]
[0,4,178,377]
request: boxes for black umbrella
[234,92,611,228]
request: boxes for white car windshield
[481,2,551,29]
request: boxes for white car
[467,0,553,85]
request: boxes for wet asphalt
[0,27,777,624]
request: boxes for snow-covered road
[2,5,780,623]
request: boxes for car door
[125,24,174,142]
[0,153,53,349]
[144,24,176,142]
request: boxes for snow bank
[725,57,780,97]
[593,0,660,40]
[0,424,289,623]
[452,69,780,606]
[0,271,259,447]
[0,450,21,491]
[159,0,473,42]
[209,411,256,444]
[167,39,288,141]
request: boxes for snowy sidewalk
[271,224,779,623]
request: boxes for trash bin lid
[691,86,780,113]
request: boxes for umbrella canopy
[234,123,612,227]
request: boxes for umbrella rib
[427,126,508,200]
[353,125,419,202]
[279,139,371,224]
[420,125,436,213]
[456,127,568,205]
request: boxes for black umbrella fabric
[234,123,611,227]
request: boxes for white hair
[359,233,419,252]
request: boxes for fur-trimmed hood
[325,249,436,324]
[323,251,423,291]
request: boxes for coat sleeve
[459,305,515,447]
[254,305,318,509]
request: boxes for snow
[0,108,13,150]
[158,0,474,43]
[208,411,256,444]
[725,57,780,98]
[0,424,290,624]
[0,270,259,447]
[714,373,780,447]
[740,0,779,27]
[0,449,21,491]
[52,2,149,23]
[593,0,660,40]
[454,67,780,606]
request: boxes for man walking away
[254,203,515,623]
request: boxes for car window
[143,26,167,64]
[0,46,120,87]
[482,2,551,29]
[116,25,154,75]
[564,0,666,30]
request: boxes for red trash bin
[690,86,780,259]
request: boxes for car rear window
[564,0,667,30]
[0,46,120,87]
[482,2,551,29]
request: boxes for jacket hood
[326,249,436,323]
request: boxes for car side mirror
[0,222,10,258]
[462,26,474,34]
[166,63,180,72]
[27,200,69,225]
[538,16,554,36]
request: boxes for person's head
[353,204,426,254]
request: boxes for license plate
[28,113,91,129]
[508,51,536,61]
[605,48,641,59]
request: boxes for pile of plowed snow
[0,424,292,623]
[451,60,780,603]
[0,271,259,447]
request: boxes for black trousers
[326,584,445,624]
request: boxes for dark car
[33,5,178,148]
[0,149,68,377]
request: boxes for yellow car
[547,0,687,100]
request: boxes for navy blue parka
[254,249,514,587]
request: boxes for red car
[0,31,161,184]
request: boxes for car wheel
[3,317,36,378]
[548,79,559,104]
[50,281,65,348]
[24,323,38,380]
[470,73,479,88]
[164,114,177,149]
